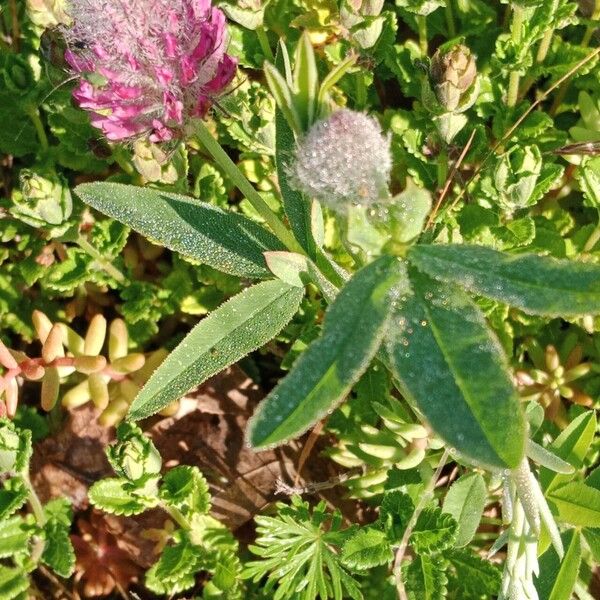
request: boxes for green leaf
[411,507,457,555]
[159,466,211,516]
[274,45,314,256]
[264,61,302,136]
[445,549,501,598]
[0,517,32,559]
[248,256,404,448]
[0,567,29,600]
[540,411,597,492]
[75,182,284,279]
[341,527,393,569]
[128,280,303,420]
[88,477,160,516]
[146,537,206,595]
[547,482,600,527]
[42,521,75,578]
[264,251,308,287]
[403,555,448,600]
[409,244,600,317]
[577,157,600,209]
[293,32,319,129]
[442,473,487,547]
[0,478,28,520]
[386,269,526,470]
[536,530,581,600]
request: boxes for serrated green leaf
[88,477,160,516]
[341,527,393,569]
[409,244,600,317]
[159,466,211,516]
[535,530,581,600]
[0,567,29,600]
[145,538,207,595]
[0,517,32,559]
[386,269,526,470]
[547,482,600,527]
[75,182,284,279]
[445,549,501,598]
[403,555,448,600]
[42,520,75,578]
[442,473,486,547]
[128,280,303,420]
[248,256,404,448]
[0,478,28,520]
[411,508,457,555]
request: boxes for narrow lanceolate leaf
[293,32,319,129]
[248,256,404,448]
[386,269,526,470]
[409,244,600,317]
[274,50,314,256]
[129,280,303,420]
[75,182,284,279]
[264,61,302,136]
[535,530,581,600]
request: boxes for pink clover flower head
[65,0,237,141]
[288,109,392,213]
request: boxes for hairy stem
[506,4,525,107]
[394,449,449,599]
[22,473,46,526]
[194,120,302,253]
[256,26,275,63]
[27,108,49,152]
[76,235,127,283]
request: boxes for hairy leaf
[409,244,600,316]
[411,508,457,555]
[248,256,404,448]
[386,269,526,469]
[128,280,303,420]
[88,477,160,516]
[75,182,284,278]
[403,555,448,600]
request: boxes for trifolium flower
[64,0,237,142]
[288,109,392,212]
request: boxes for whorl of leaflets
[288,109,392,212]
[64,0,237,142]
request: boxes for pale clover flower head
[288,109,392,212]
[64,0,237,142]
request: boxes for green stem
[194,120,302,253]
[27,108,49,152]
[417,15,428,56]
[445,0,456,38]
[583,223,600,253]
[355,73,367,109]
[76,235,127,283]
[256,25,275,63]
[506,4,525,107]
[161,503,191,531]
[22,474,46,526]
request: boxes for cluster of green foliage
[2,0,600,598]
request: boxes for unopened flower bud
[108,423,161,482]
[12,170,72,227]
[430,44,477,112]
[288,109,392,212]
